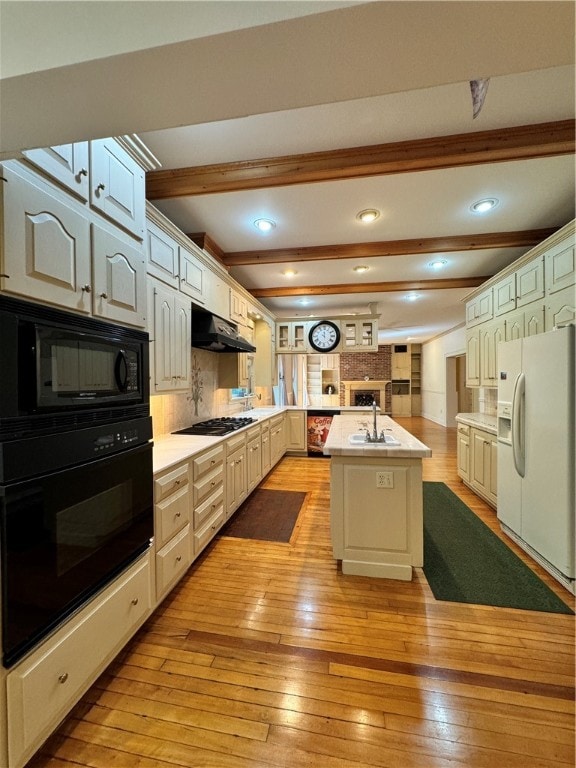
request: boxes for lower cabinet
[246,423,263,493]
[5,551,153,768]
[225,432,247,518]
[270,414,286,466]
[192,444,225,555]
[261,422,271,476]
[154,459,193,602]
[457,423,497,508]
[285,410,306,453]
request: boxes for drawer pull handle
[175,511,181,518]
[174,479,181,485]
[211,481,216,486]
[58,673,69,685]
[176,555,182,562]
[131,597,139,606]
[211,460,216,465]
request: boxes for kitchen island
[323,413,432,580]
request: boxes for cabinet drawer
[226,431,246,456]
[246,423,261,441]
[155,484,190,548]
[194,506,226,555]
[457,423,470,436]
[154,462,189,503]
[7,552,152,767]
[195,485,225,529]
[155,524,192,601]
[194,465,224,506]
[192,444,224,479]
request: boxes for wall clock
[308,320,341,352]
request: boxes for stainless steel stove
[172,416,256,436]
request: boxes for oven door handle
[114,351,129,393]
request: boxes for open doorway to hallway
[446,354,475,426]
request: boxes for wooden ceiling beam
[146,120,575,199]
[249,276,490,298]
[222,228,556,266]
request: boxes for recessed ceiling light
[353,265,369,273]
[470,198,499,214]
[282,269,297,277]
[298,298,310,306]
[405,293,420,302]
[428,259,447,269]
[356,209,380,223]
[254,218,276,232]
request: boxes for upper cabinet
[22,138,147,240]
[146,217,206,306]
[230,289,248,326]
[342,318,378,351]
[276,321,309,353]
[89,139,145,240]
[465,220,575,386]
[22,143,90,201]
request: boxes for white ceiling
[1,2,574,344]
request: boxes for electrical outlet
[376,471,394,489]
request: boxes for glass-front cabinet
[275,321,309,352]
[342,319,378,351]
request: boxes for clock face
[309,321,341,352]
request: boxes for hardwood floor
[29,418,575,768]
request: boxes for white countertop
[152,405,383,473]
[455,412,497,434]
[323,414,432,458]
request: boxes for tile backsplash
[150,349,271,437]
[478,387,497,416]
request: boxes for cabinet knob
[99,292,108,299]
[81,284,91,293]
[176,555,182,563]
[175,511,181,518]
[58,672,69,685]
[96,182,106,192]
[131,597,139,606]
[174,479,181,485]
[79,168,88,177]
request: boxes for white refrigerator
[497,325,575,593]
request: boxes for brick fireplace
[342,380,391,412]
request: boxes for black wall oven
[0,297,153,668]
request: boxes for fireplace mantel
[342,380,391,409]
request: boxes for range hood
[191,311,256,353]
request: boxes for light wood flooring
[29,418,575,768]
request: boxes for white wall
[421,325,466,427]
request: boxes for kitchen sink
[348,433,401,446]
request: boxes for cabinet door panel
[516,257,544,307]
[179,246,206,303]
[90,139,145,239]
[146,220,179,287]
[2,166,91,311]
[92,226,146,327]
[23,143,89,200]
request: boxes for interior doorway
[446,354,473,426]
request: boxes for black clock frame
[308,320,341,352]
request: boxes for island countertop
[323,414,432,458]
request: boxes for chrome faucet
[372,400,378,441]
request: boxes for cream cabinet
[456,423,496,507]
[479,319,505,387]
[192,444,225,555]
[0,163,147,327]
[154,460,193,602]
[23,142,90,200]
[89,138,146,240]
[466,288,493,327]
[225,432,248,518]
[285,410,307,453]
[6,551,152,768]
[276,321,309,352]
[148,278,192,393]
[545,285,576,331]
[391,394,411,417]
[261,421,272,476]
[254,319,275,389]
[342,318,378,351]
[391,345,411,379]
[246,423,263,493]
[230,289,248,325]
[145,217,206,305]
[470,427,497,508]
[494,258,544,316]
[270,413,286,466]
[456,423,470,482]
[22,138,146,240]
[504,301,545,340]
[219,353,253,390]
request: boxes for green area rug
[423,482,573,614]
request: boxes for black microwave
[0,296,149,439]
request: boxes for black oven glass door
[35,326,142,409]
[1,442,153,667]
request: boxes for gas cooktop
[172,417,256,436]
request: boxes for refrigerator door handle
[511,372,526,478]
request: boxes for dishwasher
[307,410,340,456]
